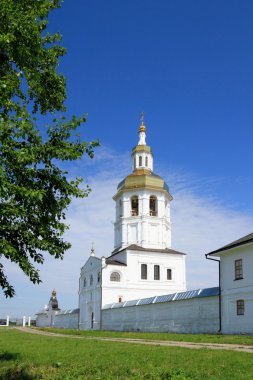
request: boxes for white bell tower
[113,115,173,251]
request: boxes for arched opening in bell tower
[149,195,157,216]
[131,196,139,216]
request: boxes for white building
[36,290,79,329]
[78,120,186,330]
[206,232,253,334]
[36,118,253,335]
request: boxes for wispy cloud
[1,146,252,317]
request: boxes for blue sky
[1,0,253,318]
[50,0,253,212]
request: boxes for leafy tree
[0,0,98,297]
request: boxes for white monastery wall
[102,296,219,333]
[36,314,50,327]
[53,310,79,329]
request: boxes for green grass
[0,329,253,379]
[39,327,253,346]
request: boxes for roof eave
[207,238,253,257]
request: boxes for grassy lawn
[0,329,253,379]
[39,327,253,346]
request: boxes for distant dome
[49,289,59,310]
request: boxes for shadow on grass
[0,352,20,361]
[0,365,38,380]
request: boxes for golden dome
[114,171,173,200]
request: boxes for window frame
[110,272,121,282]
[154,265,160,280]
[167,268,172,280]
[234,259,243,280]
[236,299,245,315]
[141,264,148,280]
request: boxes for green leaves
[0,0,66,114]
[0,0,99,297]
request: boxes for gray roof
[207,232,253,256]
[56,308,79,315]
[35,309,48,315]
[106,258,127,266]
[110,244,186,257]
[103,287,219,310]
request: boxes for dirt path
[15,326,253,354]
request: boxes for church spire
[138,112,146,145]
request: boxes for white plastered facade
[211,241,253,334]
[36,121,253,335]
[78,123,186,330]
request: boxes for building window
[83,277,86,287]
[235,259,243,280]
[118,297,122,303]
[141,264,147,280]
[139,156,142,166]
[110,272,120,282]
[119,199,123,217]
[131,196,139,216]
[154,265,160,280]
[149,196,157,216]
[145,156,148,167]
[167,269,172,280]
[237,300,245,315]
[90,275,93,286]
[97,272,101,283]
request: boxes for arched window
[141,264,147,280]
[90,275,93,286]
[167,269,172,280]
[97,272,101,283]
[145,156,148,167]
[110,272,120,282]
[83,277,86,287]
[131,196,139,216]
[150,196,157,216]
[139,156,142,166]
[154,265,160,280]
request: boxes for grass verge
[38,327,253,346]
[0,329,252,379]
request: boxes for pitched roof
[207,232,253,256]
[109,244,186,258]
[106,258,127,266]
